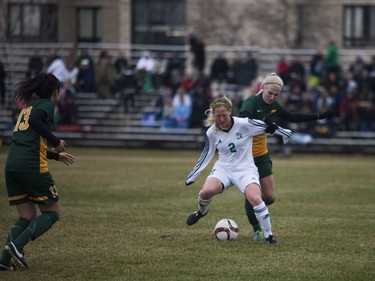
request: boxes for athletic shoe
[0,263,16,271]
[253,230,264,241]
[265,235,279,244]
[4,242,28,270]
[186,210,207,225]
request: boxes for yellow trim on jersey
[29,195,49,201]
[252,133,268,157]
[40,136,48,173]
[8,194,28,201]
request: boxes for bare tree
[0,0,6,42]
[188,0,338,49]
[189,0,253,45]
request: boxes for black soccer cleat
[186,210,207,225]
[4,242,28,270]
[0,262,16,271]
[265,235,279,244]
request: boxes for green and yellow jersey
[240,94,284,157]
[6,98,57,173]
[240,92,319,158]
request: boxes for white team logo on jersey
[236,132,243,139]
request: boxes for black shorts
[5,171,59,206]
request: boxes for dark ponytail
[14,73,61,104]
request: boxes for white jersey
[185,117,291,186]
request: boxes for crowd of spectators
[2,43,374,135]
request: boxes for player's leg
[244,154,275,239]
[5,172,60,269]
[244,183,278,244]
[1,172,35,270]
[186,177,224,225]
[0,204,34,270]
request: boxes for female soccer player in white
[185,96,291,244]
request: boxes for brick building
[0,0,374,49]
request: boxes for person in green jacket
[239,73,333,240]
[0,73,75,271]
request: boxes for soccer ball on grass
[213,219,239,241]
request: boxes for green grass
[0,147,374,281]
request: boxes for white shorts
[207,164,260,193]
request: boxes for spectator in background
[349,55,366,83]
[46,49,67,84]
[160,89,175,129]
[276,55,289,85]
[112,51,129,95]
[180,73,195,93]
[367,56,375,93]
[310,48,325,83]
[189,34,205,76]
[210,52,229,84]
[0,60,5,106]
[136,51,155,92]
[324,41,340,78]
[76,49,95,92]
[313,88,336,138]
[236,52,258,87]
[27,49,44,78]
[357,79,375,131]
[77,59,95,92]
[75,49,95,75]
[189,83,211,129]
[168,68,183,96]
[165,52,185,86]
[172,86,192,128]
[339,89,359,130]
[288,54,306,86]
[95,50,112,98]
[65,59,79,89]
[153,52,168,90]
[58,87,78,125]
[118,67,138,114]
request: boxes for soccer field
[0,147,374,281]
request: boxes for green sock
[0,217,30,265]
[13,212,59,249]
[244,199,261,232]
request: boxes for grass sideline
[0,146,374,281]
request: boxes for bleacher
[1,43,375,153]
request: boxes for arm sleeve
[274,127,292,144]
[47,151,59,161]
[185,134,216,185]
[277,107,318,122]
[248,118,292,144]
[29,108,60,147]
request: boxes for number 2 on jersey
[228,142,237,153]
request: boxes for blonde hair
[261,73,284,88]
[204,96,232,127]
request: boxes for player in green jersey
[0,73,75,271]
[239,73,333,240]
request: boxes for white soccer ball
[214,219,239,241]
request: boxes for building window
[7,4,58,42]
[343,5,375,47]
[132,0,186,45]
[77,7,101,43]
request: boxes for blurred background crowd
[1,38,375,138]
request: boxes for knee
[264,196,276,206]
[43,211,60,224]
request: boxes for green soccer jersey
[239,94,285,157]
[6,98,56,173]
